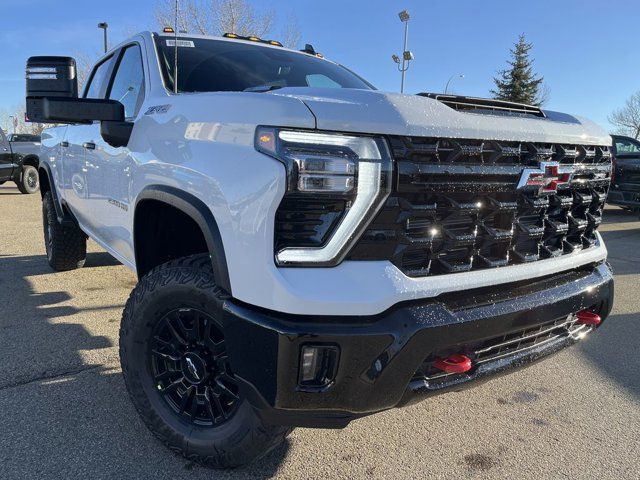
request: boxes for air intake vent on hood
[419,93,546,118]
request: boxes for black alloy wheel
[150,307,240,427]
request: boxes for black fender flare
[134,185,232,294]
[38,163,65,222]
[19,154,40,168]
[13,154,40,182]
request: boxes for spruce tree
[491,34,544,106]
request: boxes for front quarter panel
[39,126,67,199]
[127,92,315,290]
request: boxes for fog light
[298,345,339,390]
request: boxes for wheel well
[38,167,51,197]
[22,156,39,168]
[134,200,210,278]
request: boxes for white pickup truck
[27,31,614,468]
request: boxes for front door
[61,53,116,229]
[78,43,146,264]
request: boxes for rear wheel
[16,165,39,194]
[119,254,291,468]
[42,191,86,270]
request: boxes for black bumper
[221,262,614,428]
[608,187,640,208]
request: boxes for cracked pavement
[0,183,638,479]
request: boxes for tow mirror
[26,56,78,98]
[26,56,125,125]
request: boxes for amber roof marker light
[223,33,283,47]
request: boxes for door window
[108,45,145,119]
[84,56,114,99]
[615,138,640,154]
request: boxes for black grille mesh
[347,137,611,277]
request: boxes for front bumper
[221,262,614,428]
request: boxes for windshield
[154,36,374,93]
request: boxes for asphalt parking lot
[0,183,638,480]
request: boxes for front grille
[415,315,588,380]
[347,137,611,277]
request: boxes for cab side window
[84,56,114,99]
[108,45,145,119]
[615,138,640,154]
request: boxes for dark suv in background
[609,135,640,216]
[0,128,40,194]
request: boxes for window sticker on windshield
[166,39,195,47]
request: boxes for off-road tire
[17,165,39,194]
[119,254,291,468]
[42,191,86,270]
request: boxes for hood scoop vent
[419,93,546,119]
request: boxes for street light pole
[444,74,465,94]
[392,10,413,94]
[400,15,409,93]
[98,22,109,53]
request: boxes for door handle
[83,142,96,150]
[61,141,69,147]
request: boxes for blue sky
[1,0,637,131]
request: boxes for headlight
[255,127,392,267]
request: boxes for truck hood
[270,87,611,146]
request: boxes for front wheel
[16,165,39,194]
[119,254,291,468]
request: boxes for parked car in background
[609,135,640,216]
[0,128,40,193]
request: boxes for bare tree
[609,91,640,139]
[0,104,46,136]
[155,0,300,48]
[537,83,551,107]
[74,51,96,93]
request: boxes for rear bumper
[221,262,614,428]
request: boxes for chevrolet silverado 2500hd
[26,32,614,468]
[0,128,40,193]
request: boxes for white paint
[39,32,612,317]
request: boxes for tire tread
[42,191,86,271]
[119,254,291,468]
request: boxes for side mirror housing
[28,97,125,124]
[26,56,125,124]
[100,121,134,148]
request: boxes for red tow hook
[433,354,473,374]
[576,310,602,326]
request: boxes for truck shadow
[0,252,289,478]
[0,253,113,387]
[0,367,290,479]
[577,311,640,399]
[0,185,24,195]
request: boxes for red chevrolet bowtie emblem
[518,162,573,194]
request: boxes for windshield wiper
[243,85,284,93]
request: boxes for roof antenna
[173,0,179,93]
